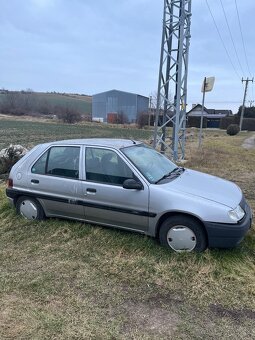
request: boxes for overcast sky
[0,0,254,113]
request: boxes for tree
[116,111,128,124]
[0,90,37,115]
[0,91,24,115]
[54,105,82,124]
[37,98,52,115]
[137,112,148,129]
[237,106,255,118]
[149,90,173,111]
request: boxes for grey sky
[0,0,254,113]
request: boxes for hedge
[242,118,255,131]
[220,116,255,131]
[187,116,207,128]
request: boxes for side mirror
[123,179,143,190]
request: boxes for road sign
[201,77,215,93]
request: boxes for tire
[16,196,45,221]
[159,215,207,252]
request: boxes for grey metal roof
[93,89,149,99]
[45,138,141,149]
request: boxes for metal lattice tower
[153,0,192,161]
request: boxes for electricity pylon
[153,0,192,161]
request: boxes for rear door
[81,146,150,232]
[27,145,84,219]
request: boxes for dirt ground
[242,134,255,149]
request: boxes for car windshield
[121,144,177,184]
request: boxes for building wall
[92,92,107,121]
[188,107,207,116]
[137,95,149,116]
[92,90,149,123]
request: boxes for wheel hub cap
[167,225,197,252]
[20,200,38,220]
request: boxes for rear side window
[31,151,47,175]
[31,146,80,179]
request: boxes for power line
[189,101,242,104]
[205,0,241,81]
[234,0,252,77]
[219,0,245,76]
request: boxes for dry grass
[0,124,255,339]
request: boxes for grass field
[0,118,254,339]
[0,117,151,151]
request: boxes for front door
[81,147,149,232]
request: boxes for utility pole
[240,77,254,131]
[148,96,152,127]
[153,0,192,161]
[198,77,206,148]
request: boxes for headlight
[228,205,245,222]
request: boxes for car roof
[43,138,142,149]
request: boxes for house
[187,104,233,128]
[92,89,149,123]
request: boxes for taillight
[7,178,13,188]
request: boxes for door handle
[31,179,39,184]
[86,188,96,194]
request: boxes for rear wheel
[16,196,45,220]
[159,215,207,252]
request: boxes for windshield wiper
[155,167,185,184]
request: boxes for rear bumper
[204,204,252,248]
[7,197,15,206]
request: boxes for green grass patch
[0,118,152,150]
[0,123,254,338]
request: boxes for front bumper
[204,202,252,248]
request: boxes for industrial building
[92,89,149,123]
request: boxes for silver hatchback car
[6,138,252,252]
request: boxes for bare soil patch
[121,301,179,338]
[210,304,255,322]
[242,134,255,149]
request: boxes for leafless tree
[54,105,82,124]
[137,112,149,129]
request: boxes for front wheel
[159,215,207,252]
[16,196,45,220]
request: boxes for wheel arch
[155,211,208,244]
[16,195,45,220]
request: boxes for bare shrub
[114,112,128,124]
[137,112,148,129]
[227,124,240,136]
[54,105,82,124]
[0,145,28,174]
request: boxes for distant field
[0,119,254,339]
[0,117,152,150]
[0,92,92,114]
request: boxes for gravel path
[242,135,255,149]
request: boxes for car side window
[85,147,133,185]
[32,146,80,179]
[31,151,48,175]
